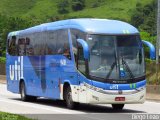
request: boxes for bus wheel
[20,81,29,101]
[112,104,124,110]
[65,86,75,109]
[20,82,37,101]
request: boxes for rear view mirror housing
[77,39,90,60]
[142,40,155,60]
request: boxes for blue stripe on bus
[91,80,146,90]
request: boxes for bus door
[77,46,88,103]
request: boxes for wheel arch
[63,82,70,100]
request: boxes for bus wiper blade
[122,57,134,79]
[106,61,116,79]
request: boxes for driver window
[77,44,86,75]
[70,29,86,67]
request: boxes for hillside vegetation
[0,0,156,55]
[0,0,153,21]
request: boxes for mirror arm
[142,40,156,60]
[77,39,90,60]
[77,39,90,77]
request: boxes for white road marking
[0,97,84,114]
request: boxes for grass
[0,0,36,17]
[0,0,153,21]
[23,0,59,20]
[0,112,33,120]
[68,0,152,22]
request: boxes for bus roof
[8,18,139,36]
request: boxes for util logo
[9,56,24,81]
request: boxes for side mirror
[77,39,89,60]
[142,40,155,60]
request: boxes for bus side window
[18,38,26,56]
[46,31,56,55]
[77,45,86,75]
[26,37,34,56]
[70,29,86,67]
[33,33,43,55]
[8,36,17,56]
[39,32,46,55]
[56,29,71,59]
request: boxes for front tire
[112,104,124,110]
[65,86,76,109]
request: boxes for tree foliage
[131,0,157,35]
[71,0,85,11]
[140,31,156,58]
[0,0,157,63]
[130,0,157,59]
[0,15,41,58]
[57,0,69,14]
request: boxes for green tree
[71,0,85,11]
[131,0,157,35]
[57,0,69,14]
[0,15,41,58]
[140,31,156,58]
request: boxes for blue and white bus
[7,19,155,109]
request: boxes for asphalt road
[0,84,160,120]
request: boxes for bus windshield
[87,34,145,82]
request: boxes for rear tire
[20,81,37,101]
[112,104,124,110]
[65,86,76,109]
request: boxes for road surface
[0,84,160,120]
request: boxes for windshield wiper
[106,47,117,79]
[121,57,134,79]
[106,61,116,79]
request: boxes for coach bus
[6,19,155,110]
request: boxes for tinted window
[46,31,57,55]
[18,38,26,56]
[117,35,140,47]
[26,37,34,56]
[70,29,86,51]
[70,29,86,66]
[33,32,46,55]
[56,29,71,59]
[77,45,86,75]
[8,36,17,56]
[8,29,71,57]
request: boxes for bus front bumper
[86,87,146,104]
